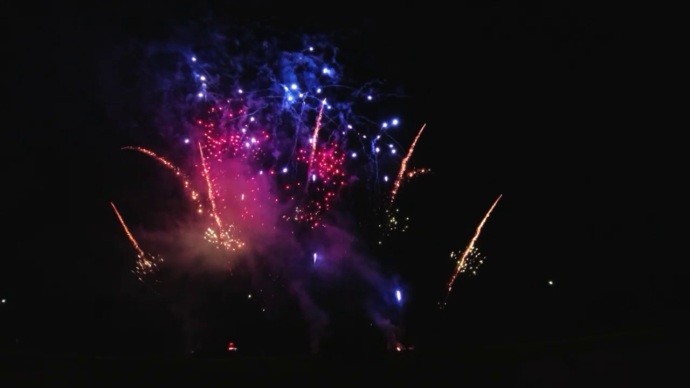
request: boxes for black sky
[3,1,681,355]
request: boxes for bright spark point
[1,299,5,304]
[548,280,554,286]
[184,138,190,144]
[395,289,402,302]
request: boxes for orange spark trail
[390,123,426,206]
[110,202,144,257]
[122,146,179,172]
[122,146,202,213]
[198,142,224,235]
[444,194,503,301]
[305,99,326,192]
[111,201,162,281]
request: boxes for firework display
[114,31,429,265]
[109,27,500,351]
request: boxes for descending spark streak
[198,142,224,236]
[111,201,161,281]
[305,99,326,192]
[121,146,202,212]
[445,194,503,300]
[390,123,426,206]
[110,202,144,257]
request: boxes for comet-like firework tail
[110,202,144,257]
[110,202,162,281]
[305,99,326,193]
[198,142,223,232]
[198,142,244,251]
[390,123,426,206]
[444,194,503,303]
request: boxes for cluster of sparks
[450,247,485,277]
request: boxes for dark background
[2,0,684,383]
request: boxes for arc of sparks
[390,123,426,206]
[122,146,180,174]
[121,146,202,213]
[444,194,503,302]
[305,99,326,193]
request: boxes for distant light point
[548,280,554,286]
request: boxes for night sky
[3,1,681,359]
